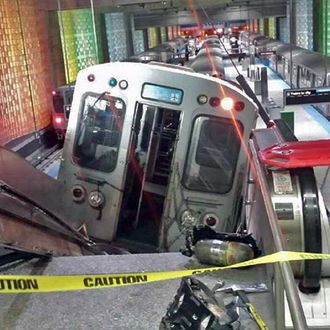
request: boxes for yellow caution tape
[0,251,329,293]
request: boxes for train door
[117,103,181,249]
[61,92,128,241]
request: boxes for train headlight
[221,97,234,111]
[203,213,220,228]
[181,209,198,227]
[71,185,86,203]
[88,191,105,208]
[197,95,208,105]
[119,80,128,90]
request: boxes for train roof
[148,61,193,72]
[77,61,255,104]
[276,44,307,56]
[190,56,225,75]
[201,42,221,50]
[295,52,330,76]
[197,47,223,57]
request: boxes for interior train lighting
[109,77,117,87]
[209,96,220,107]
[87,74,95,82]
[197,95,208,105]
[221,97,234,111]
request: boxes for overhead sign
[284,87,330,106]
[142,83,183,105]
[258,50,276,56]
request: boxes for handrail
[249,140,308,330]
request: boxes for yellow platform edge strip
[0,251,329,293]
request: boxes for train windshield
[52,94,64,113]
[73,93,125,172]
[183,116,242,194]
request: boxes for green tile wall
[148,27,159,48]
[160,26,167,43]
[268,17,276,39]
[314,0,330,55]
[58,8,103,83]
[259,18,264,34]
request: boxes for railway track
[35,147,62,172]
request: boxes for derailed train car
[56,62,258,251]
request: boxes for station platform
[0,253,274,330]
[224,60,330,212]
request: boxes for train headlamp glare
[88,191,105,208]
[181,210,197,227]
[221,97,234,111]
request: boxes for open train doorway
[118,104,181,249]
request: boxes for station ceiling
[42,0,287,27]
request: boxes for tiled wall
[58,8,102,83]
[167,26,173,40]
[105,12,130,61]
[147,27,160,48]
[278,17,289,43]
[172,25,178,37]
[0,0,52,145]
[314,0,330,54]
[259,18,264,34]
[131,15,145,55]
[295,0,313,50]
[160,26,167,43]
[268,17,276,39]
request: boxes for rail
[249,140,308,330]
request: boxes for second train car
[58,62,258,251]
[52,84,75,141]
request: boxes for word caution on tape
[1,251,330,293]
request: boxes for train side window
[73,93,125,173]
[315,76,324,87]
[183,116,243,194]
